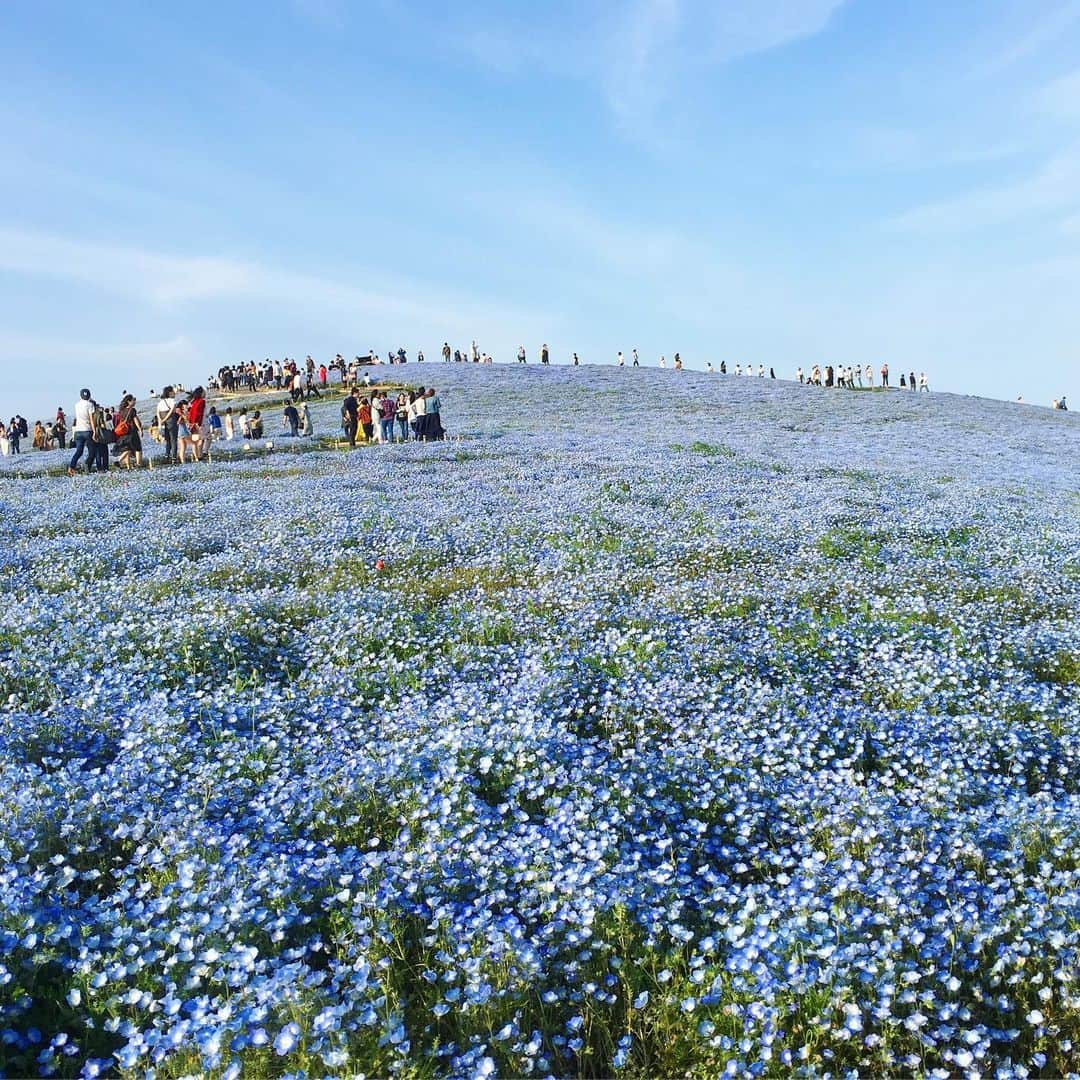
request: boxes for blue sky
[2,0,1079,420]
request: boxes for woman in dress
[114,394,144,469]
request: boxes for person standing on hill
[909,370,916,392]
[919,372,929,392]
[88,398,110,472]
[632,349,639,367]
[187,386,207,461]
[157,387,178,464]
[379,392,395,442]
[68,389,95,474]
[54,408,67,449]
[541,343,550,365]
[425,388,443,439]
[341,387,358,448]
[114,394,143,469]
[443,342,452,362]
[517,345,526,363]
[283,400,300,436]
[880,363,889,387]
[358,397,373,442]
[617,351,625,367]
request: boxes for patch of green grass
[688,440,736,458]
[816,525,883,565]
[1028,650,1080,686]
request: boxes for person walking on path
[68,389,95,475]
[632,349,639,367]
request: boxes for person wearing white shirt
[68,388,95,475]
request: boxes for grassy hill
[0,366,1078,1077]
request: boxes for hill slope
[0,367,1078,1077]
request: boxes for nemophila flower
[0,367,1077,1077]
[273,1022,301,1054]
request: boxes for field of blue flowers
[1,366,1078,1078]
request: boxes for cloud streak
[604,0,846,139]
[886,151,1080,232]
[0,228,545,338]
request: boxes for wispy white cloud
[606,0,844,134]
[0,334,202,408]
[979,0,1080,74]
[445,1,845,144]
[887,151,1080,231]
[1034,68,1080,119]
[0,228,544,338]
[856,126,1026,171]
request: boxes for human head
[80,389,91,400]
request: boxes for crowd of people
[3,345,1071,466]
[18,374,447,475]
[338,386,443,448]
